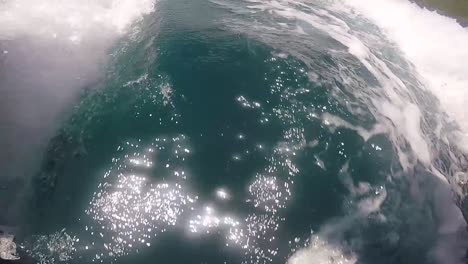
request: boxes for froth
[344,0,468,151]
[0,0,155,43]
[287,235,356,264]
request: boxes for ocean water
[1,0,468,264]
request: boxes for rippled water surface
[1,0,468,264]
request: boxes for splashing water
[2,0,468,264]
[0,0,155,42]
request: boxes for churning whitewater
[0,0,468,264]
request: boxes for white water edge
[343,0,468,153]
[0,0,155,43]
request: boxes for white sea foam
[287,235,356,264]
[343,0,468,152]
[0,0,155,43]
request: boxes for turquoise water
[2,0,467,264]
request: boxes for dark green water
[4,0,467,264]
